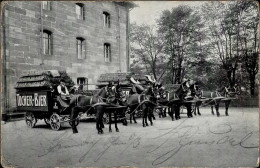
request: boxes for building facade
[1,1,135,113]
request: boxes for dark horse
[68,85,115,134]
[125,83,156,127]
[187,81,203,116]
[107,81,128,128]
[157,81,191,120]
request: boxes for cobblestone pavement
[1,107,259,168]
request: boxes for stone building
[1,1,136,114]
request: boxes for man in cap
[57,79,70,99]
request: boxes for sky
[130,1,206,26]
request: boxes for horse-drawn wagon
[15,70,79,131]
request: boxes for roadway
[1,107,259,168]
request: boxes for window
[76,37,86,59]
[103,12,110,28]
[77,77,86,85]
[76,3,84,20]
[43,30,52,55]
[104,43,111,62]
[42,1,51,10]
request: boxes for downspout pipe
[40,2,44,68]
[116,4,121,72]
[1,4,7,120]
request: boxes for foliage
[130,2,259,95]
[130,23,167,82]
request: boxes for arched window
[104,43,111,62]
[76,3,84,20]
[43,30,52,55]
[76,37,86,59]
[103,12,110,28]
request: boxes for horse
[107,81,128,129]
[124,83,157,127]
[186,82,203,116]
[68,84,116,134]
[201,85,240,117]
[153,85,168,118]
[155,81,191,121]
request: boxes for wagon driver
[57,79,71,100]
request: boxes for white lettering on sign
[16,93,47,107]
[122,91,130,97]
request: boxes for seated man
[57,80,70,97]
[130,76,145,94]
[57,79,71,108]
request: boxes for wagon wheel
[103,113,110,124]
[50,113,61,131]
[25,112,37,128]
[44,118,50,126]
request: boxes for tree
[237,1,259,96]
[130,23,167,82]
[157,5,205,84]
[202,1,258,94]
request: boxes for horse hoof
[151,123,153,126]
[73,130,78,134]
[134,122,137,124]
[109,129,112,133]
[198,113,201,116]
[153,117,156,120]
[116,129,119,132]
[226,114,229,116]
[143,125,146,127]
[146,124,149,126]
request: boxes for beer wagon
[15,70,79,131]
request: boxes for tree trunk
[250,74,256,96]
[231,68,236,87]
[226,70,232,87]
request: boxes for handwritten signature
[38,132,142,163]
[148,121,258,166]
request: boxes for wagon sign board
[16,91,50,112]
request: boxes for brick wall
[2,1,130,110]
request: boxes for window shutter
[50,33,53,55]
[108,15,111,28]
[109,44,111,62]
[83,40,86,59]
[49,1,52,10]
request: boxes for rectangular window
[104,43,111,62]
[77,77,86,85]
[103,12,110,28]
[77,38,86,59]
[76,3,84,20]
[43,30,52,55]
[42,1,51,10]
